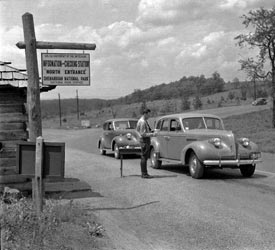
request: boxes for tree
[139,101,147,115]
[235,7,275,127]
[232,77,240,89]
[181,96,190,111]
[193,96,202,110]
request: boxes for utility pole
[76,89,79,120]
[58,93,62,127]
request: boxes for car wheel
[114,143,120,159]
[99,142,106,155]
[240,164,255,177]
[150,147,162,169]
[188,152,204,179]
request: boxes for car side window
[161,119,169,131]
[103,123,108,130]
[156,119,162,130]
[108,122,114,130]
[170,119,181,132]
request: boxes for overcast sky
[0,0,274,100]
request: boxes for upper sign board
[41,53,90,86]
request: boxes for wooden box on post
[16,141,65,178]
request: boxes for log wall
[0,85,28,183]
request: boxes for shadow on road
[124,174,178,178]
[87,200,160,212]
[46,190,103,200]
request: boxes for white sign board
[41,53,90,86]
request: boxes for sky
[0,0,274,100]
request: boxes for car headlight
[250,152,261,159]
[239,138,250,147]
[209,138,222,148]
[126,133,132,140]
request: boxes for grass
[223,109,275,153]
[0,197,108,250]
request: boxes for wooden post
[0,203,5,250]
[22,12,42,141]
[120,154,123,177]
[32,136,44,216]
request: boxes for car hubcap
[114,145,119,158]
[190,157,197,174]
[151,151,156,166]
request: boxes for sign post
[16,12,96,213]
[22,13,42,141]
[32,136,44,216]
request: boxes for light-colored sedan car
[150,113,261,179]
[97,118,141,159]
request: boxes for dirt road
[44,125,275,250]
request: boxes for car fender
[150,137,161,153]
[238,140,259,153]
[98,137,104,149]
[111,136,123,150]
[180,140,219,165]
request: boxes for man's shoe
[141,174,153,179]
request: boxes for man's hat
[143,108,151,114]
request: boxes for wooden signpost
[16,12,96,213]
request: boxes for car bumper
[118,146,141,155]
[203,158,262,167]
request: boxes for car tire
[150,147,162,169]
[99,142,106,155]
[240,164,255,177]
[188,152,204,179]
[114,143,120,159]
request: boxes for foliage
[235,6,275,126]
[0,198,102,250]
[227,91,235,101]
[223,109,275,153]
[139,101,148,115]
[192,96,202,110]
[181,96,191,111]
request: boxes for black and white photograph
[0,0,275,249]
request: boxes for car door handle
[164,136,170,140]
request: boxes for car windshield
[204,117,223,130]
[182,117,223,130]
[114,120,137,129]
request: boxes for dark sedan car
[97,118,141,159]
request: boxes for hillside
[41,73,270,128]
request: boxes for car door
[156,118,170,158]
[167,118,187,160]
[103,121,115,148]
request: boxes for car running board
[159,158,182,164]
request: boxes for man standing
[136,108,154,178]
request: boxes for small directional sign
[41,53,90,86]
